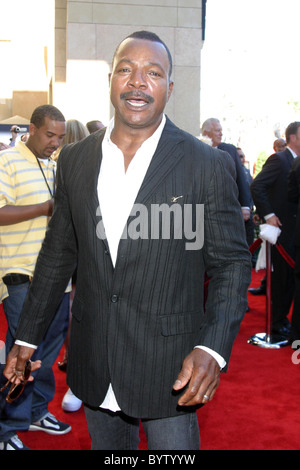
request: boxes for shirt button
[111,294,119,303]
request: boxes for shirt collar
[287,146,298,158]
[103,114,166,152]
[16,141,56,168]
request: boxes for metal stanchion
[248,241,289,349]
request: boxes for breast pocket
[160,312,202,337]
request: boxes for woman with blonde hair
[52,119,89,160]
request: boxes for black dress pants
[271,245,295,330]
[291,247,300,340]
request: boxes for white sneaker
[0,434,30,450]
[62,388,82,412]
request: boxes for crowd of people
[0,30,298,451]
[201,118,300,345]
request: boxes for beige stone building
[0,0,205,135]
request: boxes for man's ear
[28,123,36,136]
[167,80,174,101]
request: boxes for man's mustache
[120,91,154,104]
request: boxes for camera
[13,126,27,133]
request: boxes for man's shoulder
[163,117,219,157]
[59,130,104,163]
[217,142,238,158]
[0,143,33,169]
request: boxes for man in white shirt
[2,31,251,450]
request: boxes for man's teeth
[127,100,147,107]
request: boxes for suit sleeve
[200,150,252,364]
[15,151,78,345]
[218,143,252,208]
[233,149,252,208]
[250,154,279,218]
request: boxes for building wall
[55,0,204,135]
[0,0,204,136]
[0,0,55,123]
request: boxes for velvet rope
[248,238,295,269]
[249,237,262,254]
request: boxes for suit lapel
[82,120,185,256]
[135,118,185,205]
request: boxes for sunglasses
[0,360,31,403]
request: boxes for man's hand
[173,349,220,406]
[41,199,54,217]
[3,344,41,385]
[0,199,54,226]
[266,215,282,228]
[242,207,251,221]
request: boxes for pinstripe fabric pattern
[17,118,251,419]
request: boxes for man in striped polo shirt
[0,105,71,450]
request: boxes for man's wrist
[15,340,37,349]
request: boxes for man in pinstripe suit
[3,32,251,450]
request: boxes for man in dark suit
[2,31,251,450]
[288,155,300,345]
[251,122,300,339]
[201,118,252,223]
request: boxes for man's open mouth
[127,99,148,108]
[121,91,154,107]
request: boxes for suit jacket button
[111,294,119,303]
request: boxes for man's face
[28,116,66,159]
[290,127,300,155]
[206,121,223,147]
[109,38,173,132]
[274,139,286,152]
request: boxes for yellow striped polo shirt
[0,142,56,300]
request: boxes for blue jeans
[0,282,69,441]
[84,406,200,450]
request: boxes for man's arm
[174,148,251,405]
[0,200,53,225]
[251,154,280,219]
[2,152,78,382]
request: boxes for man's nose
[128,69,147,88]
[52,136,62,148]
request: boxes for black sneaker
[29,412,71,435]
[0,434,30,450]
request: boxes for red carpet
[1,269,299,450]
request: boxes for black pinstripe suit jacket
[17,118,251,419]
[288,155,300,246]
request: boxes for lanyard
[36,157,56,197]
